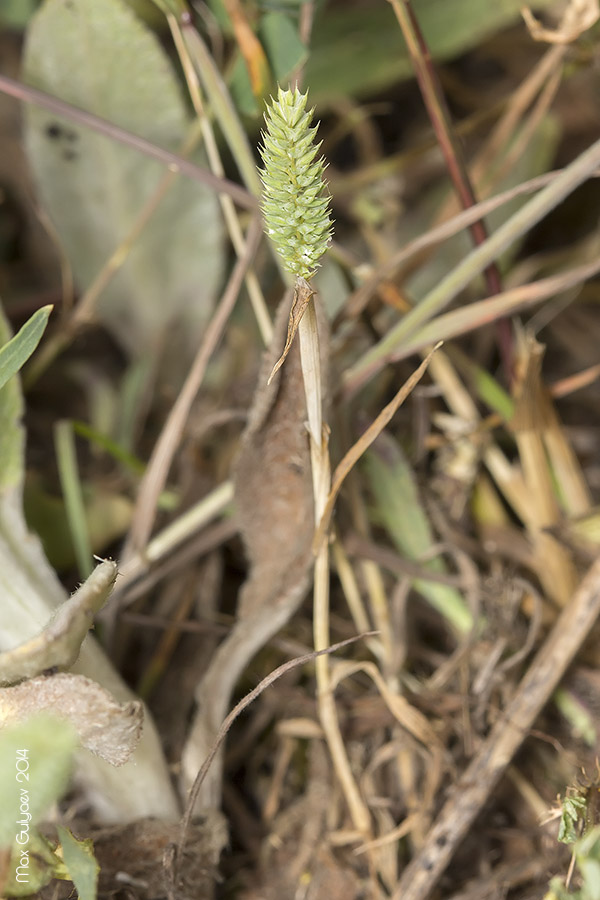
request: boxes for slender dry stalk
[259,88,371,834]
[386,0,509,372]
[0,73,254,207]
[122,216,262,559]
[167,13,273,347]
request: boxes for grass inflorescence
[259,86,333,279]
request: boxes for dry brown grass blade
[336,168,600,329]
[391,555,600,900]
[329,659,440,750]
[314,343,442,553]
[181,289,328,809]
[510,332,578,605]
[522,0,599,44]
[392,256,600,361]
[268,277,315,385]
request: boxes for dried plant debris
[91,815,227,900]
[239,743,363,900]
[36,814,227,900]
[181,289,329,809]
[0,673,143,765]
[0,560,117,686]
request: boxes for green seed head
[259,86,333,279]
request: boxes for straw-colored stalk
[259,87,370,834]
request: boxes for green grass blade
[0,305,52,391]
[54,420,93,579]
[346,137,600,391]
[364,433,472,634]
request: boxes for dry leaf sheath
[181,293,329,809]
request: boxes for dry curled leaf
[0,673,143,766]
[521,0,599,43]
[182,288,329,808]
[268,276,315,384]
[313,343,442,553]
[0,560,117,687]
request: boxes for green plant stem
[344,135,600,395]
[54,420,92,579]
[180,18,294,286]
[168,13,273,345]
[179,18,262,199]
[298,300,323,446]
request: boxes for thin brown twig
[113,517,238,608]
[314,343,442,551]
[168,631,378,897]
[123,215,263,558]
[390,555,600,900]
[346,534,465,588]
[386,0,506,361]
[334,167,600,329]
[0,73,256,211]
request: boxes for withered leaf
[0,560,117,687]
[313,343,442,553]
[267,276,315,385]
[181,287,329,809]
[0,673,143,766]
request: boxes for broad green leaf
[57,826,99,900]
[364,432,472,633]
[230,53,260,117]
[0,715,77,848]
[306,0,557,106]
[0,0,37,29]
[259,13,306,83]
[23,0,224,358]
[0,306,52,393]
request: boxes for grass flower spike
[259,86,333,279]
